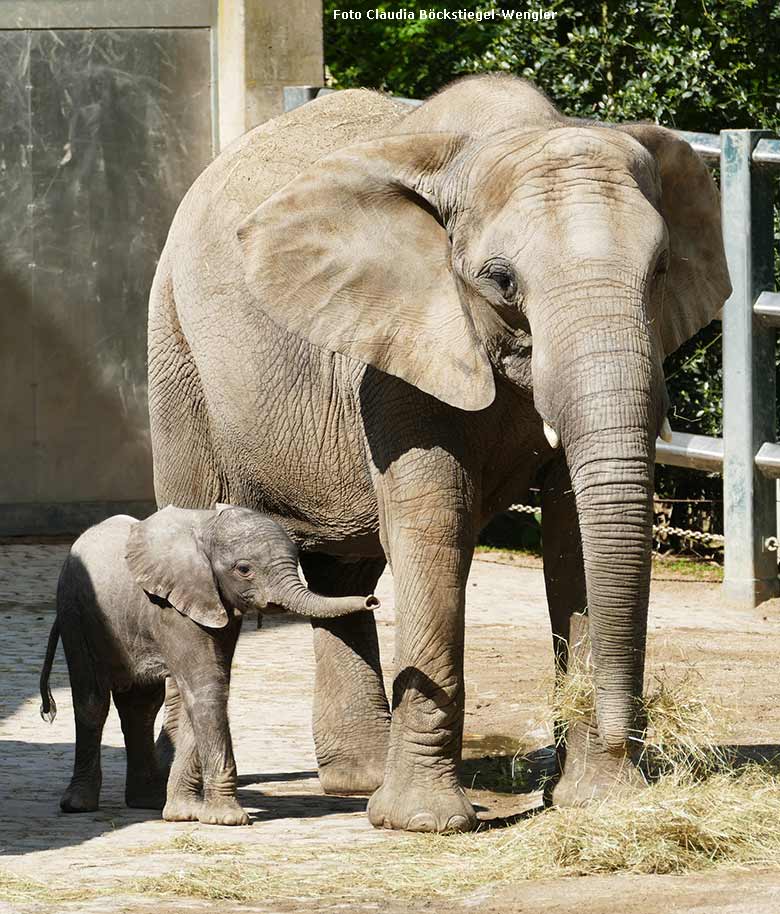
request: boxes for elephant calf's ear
[125,507,228,629]
[619,124,732,356]
[237,132,496,412]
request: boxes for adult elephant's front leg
[366,474,476,833]
[301,554,391,796]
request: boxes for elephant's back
[160,89,411,334]
[161,88,411,402]
[151,93,408,548]
[169,90,409,250]
[66,516,139,604]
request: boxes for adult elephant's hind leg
[300,554,390,796]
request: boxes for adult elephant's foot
[367,779,476,832]
[198,797,250,827]
[318,747,388,796]
[551,720,647,807]
[60,779,99,813]
[162,793,202,822]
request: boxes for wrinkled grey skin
[39,505,377,825]
[147,75,731,832]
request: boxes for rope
[506,504,725,549]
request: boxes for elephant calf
[39,505,378,825]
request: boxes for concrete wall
[0,1,323,534]
[218,0,324,148]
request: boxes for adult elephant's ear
[125,506,228,628]
[619,124,732,356]
[237,132,495,411]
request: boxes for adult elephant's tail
[39,619,59,723]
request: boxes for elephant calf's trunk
[273,571,380,619]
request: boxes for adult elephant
[147,75,730,832]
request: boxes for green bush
[325,0,780,542]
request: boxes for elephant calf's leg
[61,684,110,813]
[114,683,167,809]
[162,707,203,823]
[302,555,391,796]
[176,679,249,825]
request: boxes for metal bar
[673,130,721,161]
[753,137,780,166]
[754,290,780,327]
[756,443,780,480]
[655,432,724,473]
[721,129,778,606]
[279,87,780,174]
[312,87,421,108]
[283,85,424,112]
[0,0,217,29]
[283,85,321,113]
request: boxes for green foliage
[325,0,780,538]
[325,0,779,133]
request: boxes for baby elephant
[39,505,378,825]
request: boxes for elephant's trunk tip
[364,594,380,610]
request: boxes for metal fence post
[721,129,778,606]
[282,86,321,113]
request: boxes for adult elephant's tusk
[543,422,560,449]
[660,417,673,443]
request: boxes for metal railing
[283,86,780,607]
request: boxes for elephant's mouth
[238,588,279,612]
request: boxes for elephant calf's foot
[198,796,250,827]
[318,752,387,797]
[367,779,476,833]
[60,780,100,813]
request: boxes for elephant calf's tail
[39,619,60,723]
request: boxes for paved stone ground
[2,544,780,913]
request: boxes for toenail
[407,813,437,832]
[445,814,471,832]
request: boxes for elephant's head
[237,75,730,751]
[126,505,379,627]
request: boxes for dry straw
[5,656,776,907]
[133,660,780,903]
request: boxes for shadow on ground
[0,740,366,857]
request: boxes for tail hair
[39,619,60,723]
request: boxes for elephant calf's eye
[234,562,254,578]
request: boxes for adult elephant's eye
[235,561,253,578]
[654,250,669,278]
[482,260,518,301]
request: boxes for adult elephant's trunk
[567,428,654,751]
[534,281,662,754]
[268,559,380,619]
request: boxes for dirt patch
[2,546,780,912]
